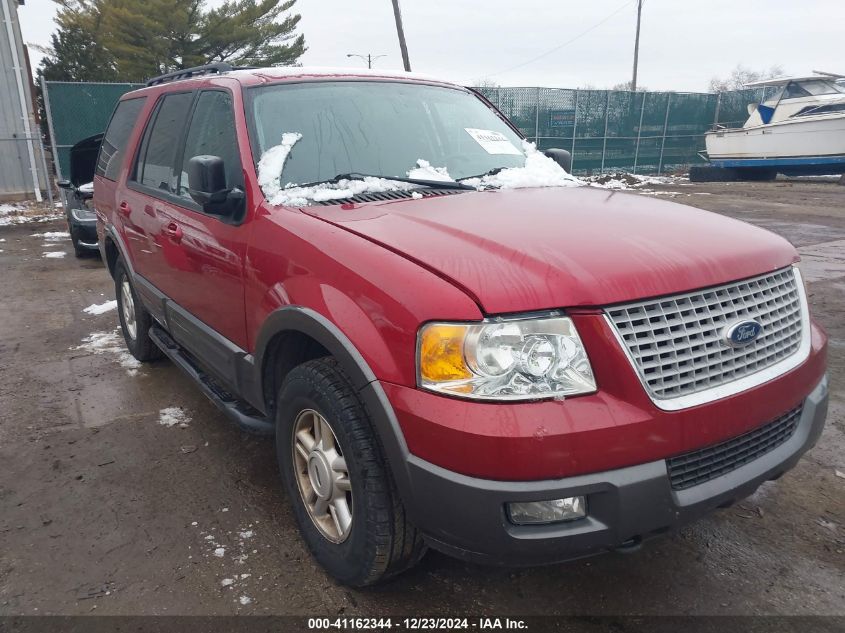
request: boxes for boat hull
[705,116,845,175]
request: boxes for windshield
[247,81,526,187]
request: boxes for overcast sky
[18,0,845,91]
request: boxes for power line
[484,1,635,78]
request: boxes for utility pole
[631,0,644,92]
[347,53,387,69]
[391,0,412,72]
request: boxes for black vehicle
[58,133,103,257]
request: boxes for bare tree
[709,64,785,92]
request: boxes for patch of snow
[191,521,198,526]
[0,203,63,226]
[214,547,226,558]
[83,300,117,315]
[239,530,254,539]
[74,330,142,375]
[586,172,688,190]
[221,507,229,513]
[407,159,453,182]
[221,578,234,587]
[462,141,581,191]
[42,251,66,259]
[257,132,303,199]
[0,238,6,242]
[239,596,252,606]
[32,231,70,241]
[268,176,418,207]
[411,191,423,200]
[159,406,190,428]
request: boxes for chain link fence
[476,86,770,174]
[42,80,770,180]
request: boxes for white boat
[704,72,845,176]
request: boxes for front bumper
[403,375,828,566]
[68,215,98,250]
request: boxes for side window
[177,91,243,202]
[96,97,146,181]
[133,92,193,192]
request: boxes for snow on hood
[267,177,418,207]
[462,141,581,190]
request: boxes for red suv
[94,64,828,586]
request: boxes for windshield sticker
[464,128,522,155]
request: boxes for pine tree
[39,0,305,82]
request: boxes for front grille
[605,268,804,401]
[667,405,802,490]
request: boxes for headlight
[417,314,596,401]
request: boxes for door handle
[118,201,131,217]
[164,221,183,243]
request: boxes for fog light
[508,496,586,525]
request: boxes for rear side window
[133,92,193,192]
[177,91,243,201]
[96,97,146,181]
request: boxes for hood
[302,187,798,314]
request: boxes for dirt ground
[1,178,843,619]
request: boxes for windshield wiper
[298,172,475,191]
[458,167,506,182]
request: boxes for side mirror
[187,155,230,207]
[544,148,572,173]
[57,179,73,190]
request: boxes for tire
[276,357,425,586]
[114,259,162,362]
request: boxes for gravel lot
[1,178,843,618]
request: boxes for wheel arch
[254,306,415,506]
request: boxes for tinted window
[177,91,243,201]
[134,92,193,192]
[96,97,146,181]
[783,82,811,99]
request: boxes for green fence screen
[476,86,769,174]
[43,80,769,178]
[43,81,144,180]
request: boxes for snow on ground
[159,406,191,428]
[74,330,142,376]
[83,300,118,315]
[256,132,303,199]
[32,231,70,241]
[194,519,262,607]
[585,172,688,190]
[0,203,63,227]
[42,251,66,259]
[407,159,453,182]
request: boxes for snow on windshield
[257,133,303,199]
[257,135,582,207]
[406,159,453,182]
[461,141,581,190]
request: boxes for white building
[1,0,48,201]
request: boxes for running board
[149,325,275,436]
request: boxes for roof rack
[145,62,255,87]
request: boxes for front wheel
[114,259,162,362]
[276,358,425,586]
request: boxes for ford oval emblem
[724,320,763,348]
